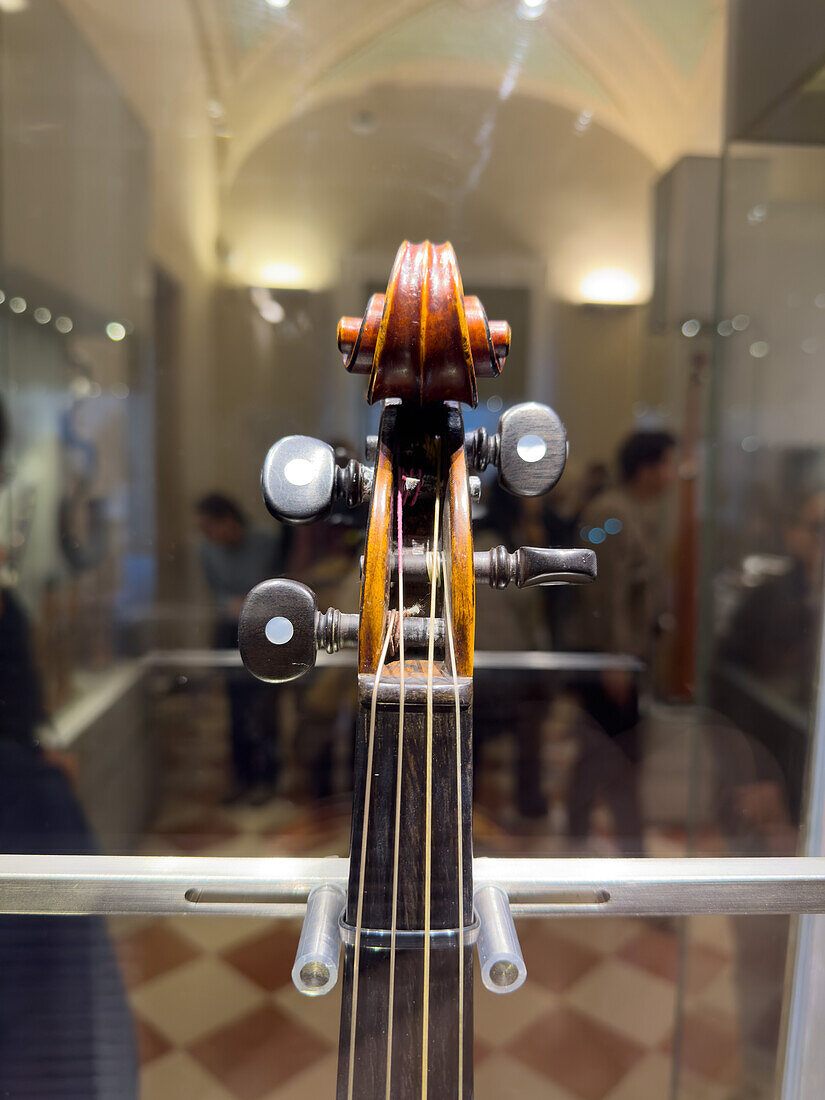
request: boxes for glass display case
[0,1,824,1098]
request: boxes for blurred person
[0,396,137,1098]
[721,488,825,711]
[567,430,677,854]
[196,493,288,803]
[542,459,611,648]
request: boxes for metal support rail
[145,649,644,673]
[3,855,825,919]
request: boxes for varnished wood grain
[338,241,510,406]
[446,410,475,677]
[358,433,393,675]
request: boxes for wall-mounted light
[260,261,304,287]
[579,268,640,305]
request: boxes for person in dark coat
[196,493,287,803]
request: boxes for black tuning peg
[466,402,567,497]
[261,435,373,525]
[388,545,596,588]
[238,579,360,683]
[476,545,596,587]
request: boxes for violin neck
[337,678,474,1099]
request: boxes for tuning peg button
[239,579,361,683]
[466,402,567,498]
[239,579,320,682]
[498,403,567,497]
[261,435,372,525]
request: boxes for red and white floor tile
[111,803,742,1100]
[119,686,754,1098]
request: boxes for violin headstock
[239,239,595,685]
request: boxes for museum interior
[1,1,825,1097]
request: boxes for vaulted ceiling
[197,0,724,184]
[60,0,726,298]
[190,0,725,296]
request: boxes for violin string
[441,539,464,1098]
[421,451,442,1100]
[347,612,394,1100]
[384,484,406,1099]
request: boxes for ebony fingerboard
[336,688,474,1099]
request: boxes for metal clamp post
[474,884,527,994]
[292,884,346,996]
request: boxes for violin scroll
[337,241,510,407]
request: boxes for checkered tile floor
[120,684,753,1098]
[113,806,744,1099]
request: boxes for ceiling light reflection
[518,0,548,19]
